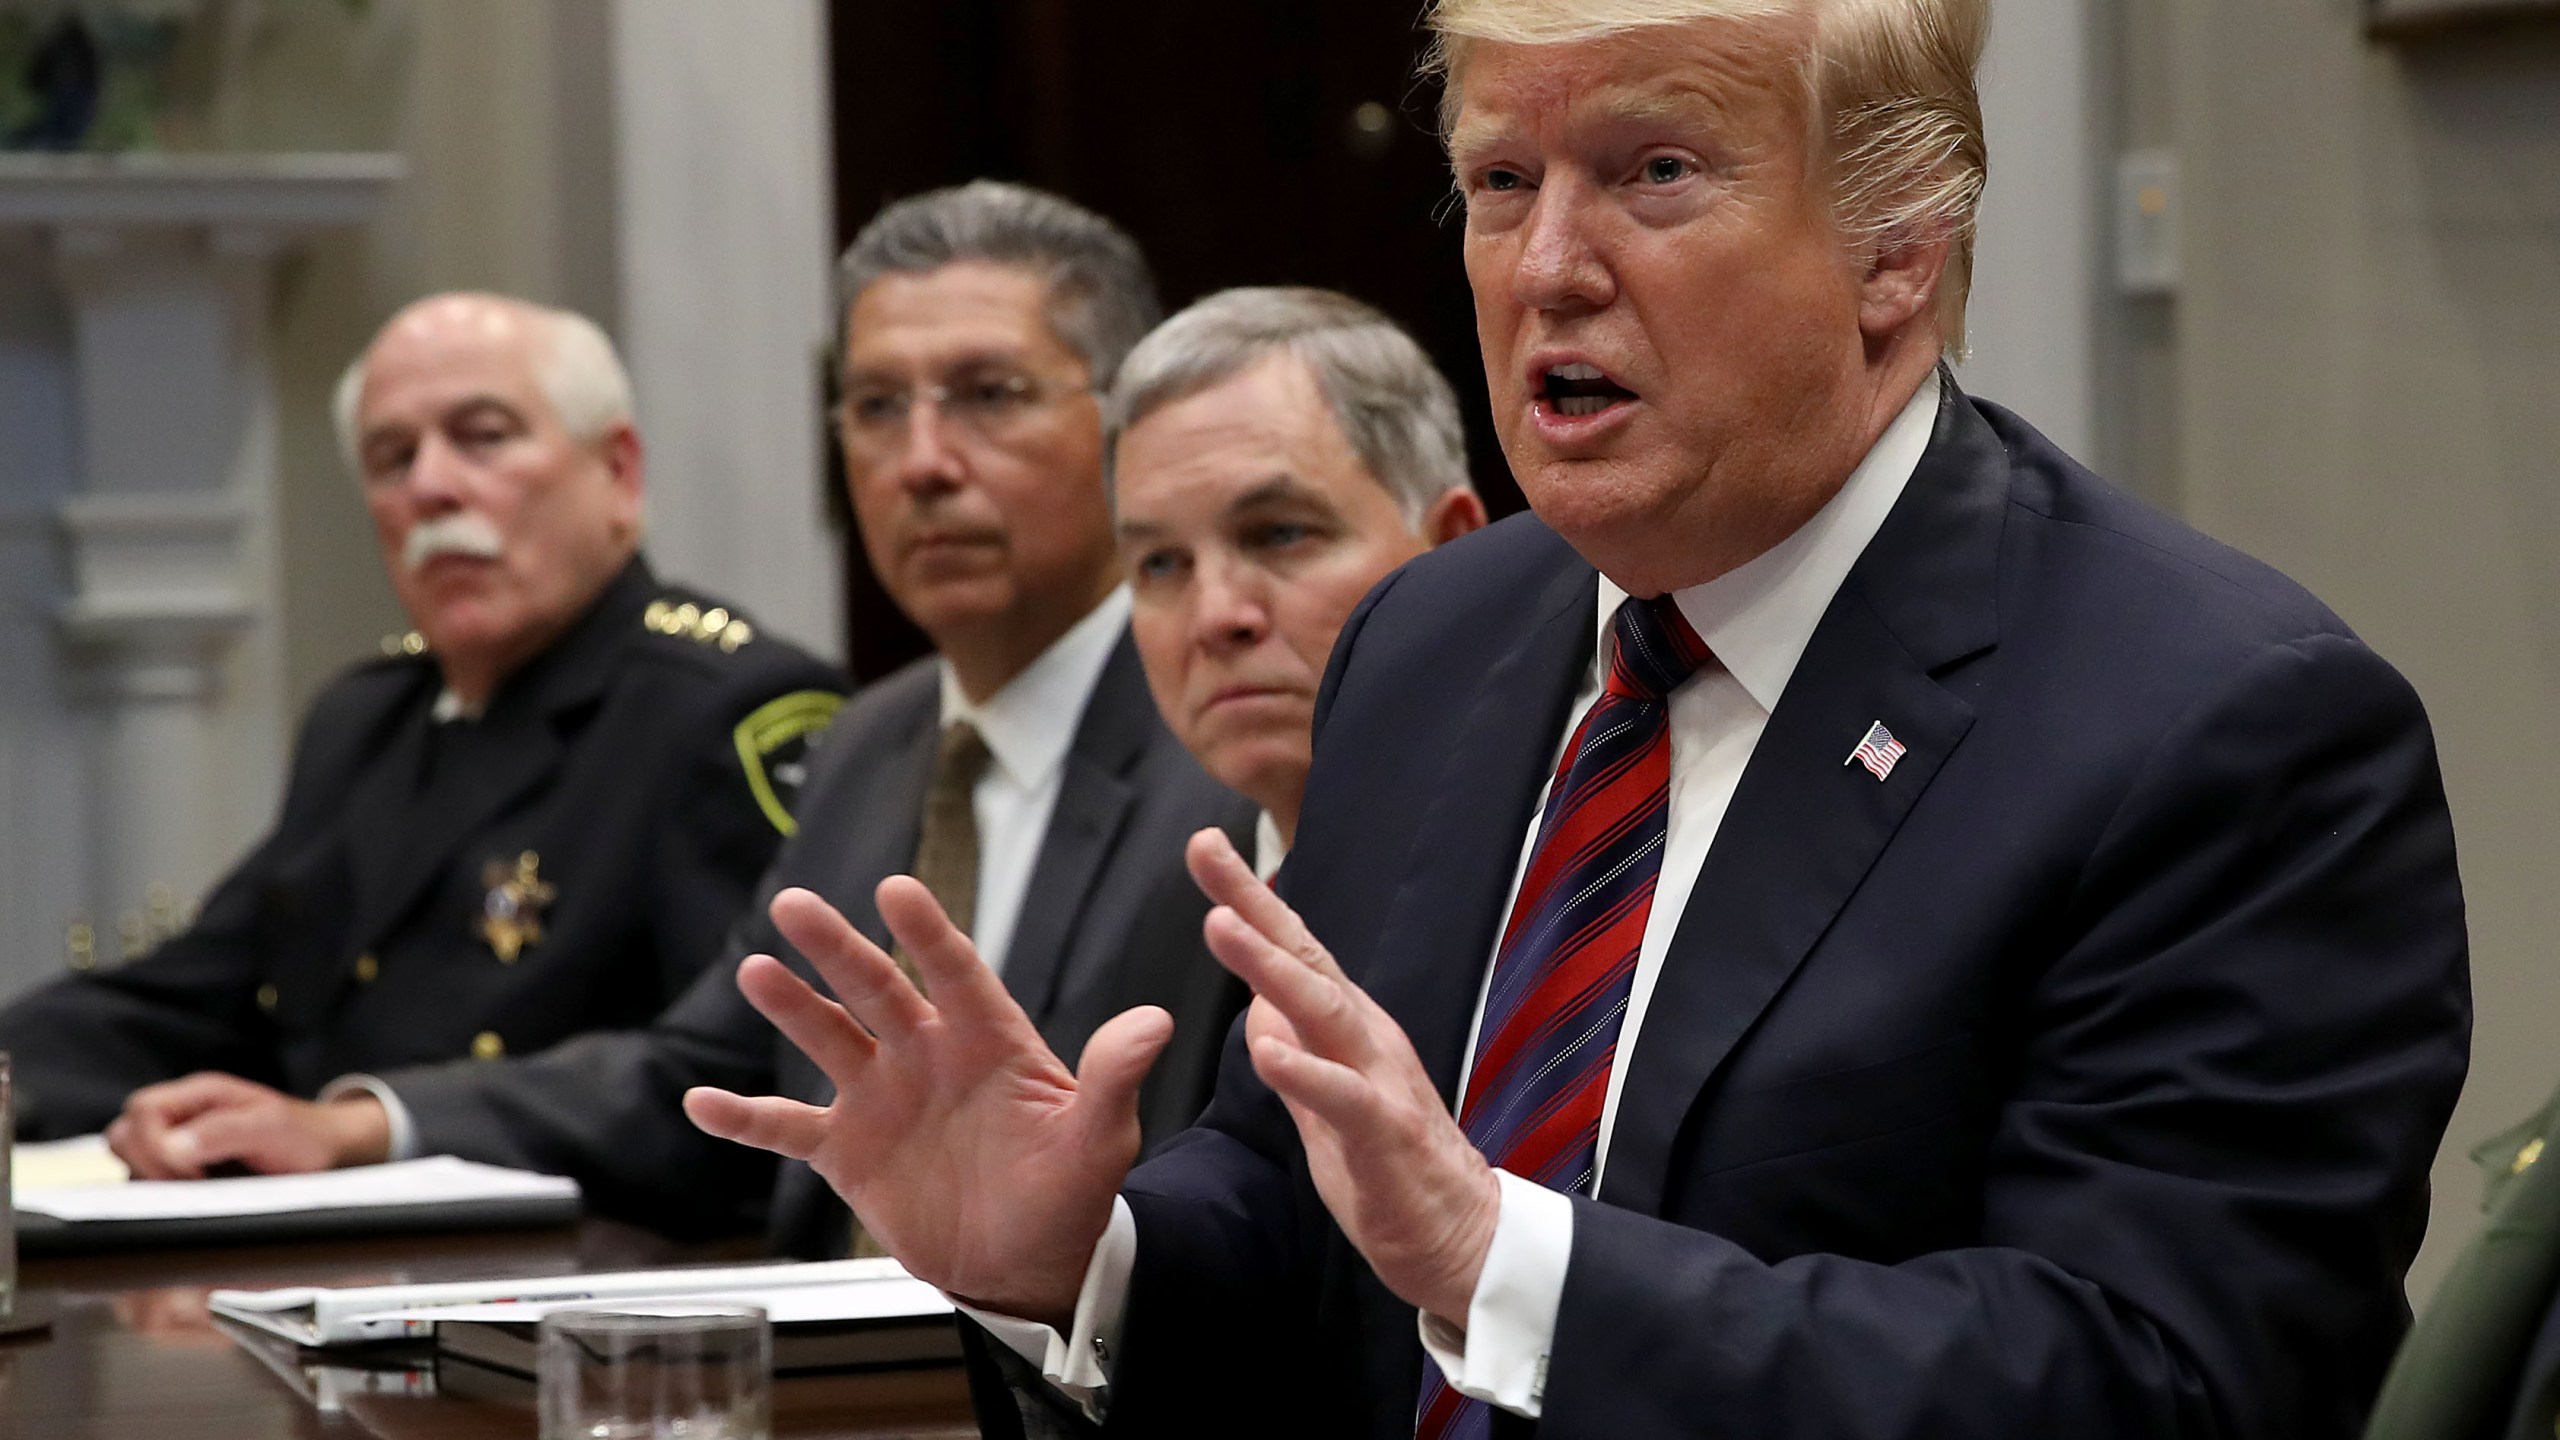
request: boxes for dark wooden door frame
[825,0,1519,683]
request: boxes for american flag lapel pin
[1846,720,1908,782]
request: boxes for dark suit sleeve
[387,895,789,1238]
[1529,634,2467,1439]
[0,683,379,1138]
[0,851,291,1138]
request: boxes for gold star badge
[477,851,556,964]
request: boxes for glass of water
[536,1304,770,1440]
[0,1052,15,1320]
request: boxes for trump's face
[1452,16,1880,594]
[1114,354,1445,835]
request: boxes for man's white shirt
[937,585,1132,977]
[976,372,1941,1418]
[350,585,1135,1161]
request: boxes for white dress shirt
[1253,810,1288,884]
[354,586,1135,1162]
[938,586,1132,976]
[973,374,1943,1418]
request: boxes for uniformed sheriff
[2365,1080,2560,1440]
[0,293,848,1151]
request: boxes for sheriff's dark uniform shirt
[0,555,848,1139]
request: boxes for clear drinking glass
[536,1304,771,1440]
[0,1052,15,1320]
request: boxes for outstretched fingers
[1185,829,1342,978]
[1067,1004,1175,1144]
[767,888,932,1039]
[733,952,876,1082]
[1203,899,1378,1068]
[1246,1023,1385,1138]
[683,1086,831,1161]
[875,876,1036,1037]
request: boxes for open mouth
[1540,362,1638,418]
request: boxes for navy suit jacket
[1071,384,2470,1438]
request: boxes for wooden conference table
[0,1219,978,1438]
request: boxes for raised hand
[105,1073,392,1179]
[682,880,1170,1329]
[1186,828,1503,1328]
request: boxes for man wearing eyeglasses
[113,183,1258,1258]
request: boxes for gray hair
[835,180,1162,389]
[333,298,635,474]
[1105,287,1473,524]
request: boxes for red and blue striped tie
[1416,593,1712,1440]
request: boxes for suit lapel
[1000,636,1148,1025]
[1599,379,2007,1216]
[1597,595,1975,1213]
[825,698,938,955]
[1362,561,1597,1103]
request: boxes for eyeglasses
[837,369,1093,460]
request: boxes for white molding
[0,153,405,230]
[57,490,250,607]
[0,153,397,948]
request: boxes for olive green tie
[904,721,991,971]
[855,721,989,1258]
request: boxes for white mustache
[403,513,505,572]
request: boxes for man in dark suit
[2,293,845,1156]
[1110,286,1487,871]
[107,183,1258,1258]
[686,3,2470,1436]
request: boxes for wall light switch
[2115,149,2182,298]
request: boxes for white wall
[1958,0,2100,460]
[610,0,843,656]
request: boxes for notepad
[17,1155,574,1222]
[11,1134,131,1192]
[210,1257,953,1348]
[14,1155,581,1254]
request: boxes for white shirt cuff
[317,1074,421,1162]
[953,1194,1136,1416]
[1416,1167,1573,1419]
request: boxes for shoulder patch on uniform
[646,598,756,652]
[735,689,844,836]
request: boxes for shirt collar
[939,586,1133,791]
[1253,811,1289,882]
[1594,369,1941,713]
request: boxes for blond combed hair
[1425,0,1991,353]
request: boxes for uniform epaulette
[642,598,756,654]
[378,631,429,658]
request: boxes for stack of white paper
[18,1155,576,1223]
[210,1256,951,1347]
